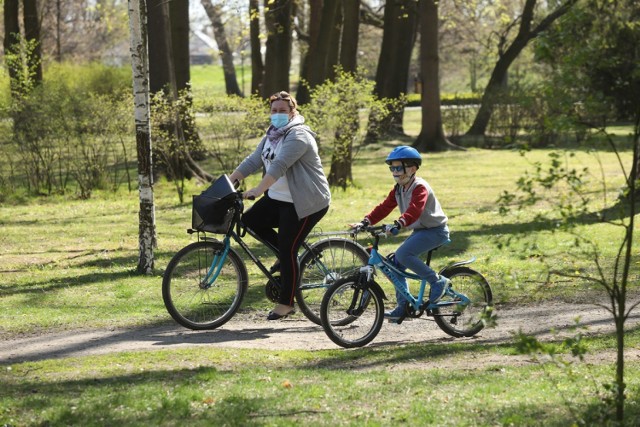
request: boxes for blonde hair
[269,91,297,112]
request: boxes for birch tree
[128,0,157,274]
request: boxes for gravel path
[2,301,640,365]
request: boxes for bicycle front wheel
[320,277,384,348]
[297,238,369,325]
[433,266,493,338]
[162,240,248,330]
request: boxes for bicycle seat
[425,239,451,265]
[430,239,451,252]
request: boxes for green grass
[190,64,253,97]
[2,340,639,426]
[0,148,637,334]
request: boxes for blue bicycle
[320,225,493,348]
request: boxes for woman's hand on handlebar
[348,218,370,233]
[243,188,261,200]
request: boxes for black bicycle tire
[320,277,385,348]
[296,238,369,325]
[162,240,248,330]
[433,266,493,338]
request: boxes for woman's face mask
[270,113,290,129]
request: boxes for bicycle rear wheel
[433,266,492,337]
[296,238,369,325]
[162,240,248,330]
[320,277,384,348]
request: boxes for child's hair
[269,91,298,112]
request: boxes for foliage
[45,61,132,97]
[150,88,199,203]
[193,93,267,179]
[3,35,41,98]
[535,0,640,122]
[497,121,639,422]
[302,69,399,188]
[405,92,482,107]
[0,82,133,200]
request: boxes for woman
[229,91,331,320]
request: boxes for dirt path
[2,301,640,365]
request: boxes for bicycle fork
[346,266,374,316]
[200,238,232,289]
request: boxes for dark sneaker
[384,305,406,320]
[429,276,450,303]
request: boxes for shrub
[45,61,132,97]
[193,93,267,175]
[302,69,395,188]
[1,79,133,198]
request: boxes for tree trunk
[201,0,242,96]
[147,0,203,182]
[147,0,172,94]
[414,0,455,152]
[262,0,293,97]
[326,3,342,81]
[55,0,62,61]
[128,0,157,274]
[249,0,264,95]
[3,0,20,98]
[365,1,419,142]
[296,0,322,104]
[306,0,340,90]
[23,0,43,85]
[466,0,578,137]
[328,104,358,189]
[169,0,190,93]
[339,0,360,73]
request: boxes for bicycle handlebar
[351,224,399,237]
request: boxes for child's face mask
[393,174,412,186]
[390,163,414,186]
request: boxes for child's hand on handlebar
[384,221,401,236]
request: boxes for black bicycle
[162,175,369,329]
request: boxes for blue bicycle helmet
[386,146,422,167]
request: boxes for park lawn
[0,148,636,334]
[1,337,640,426]
[1,145,638,426]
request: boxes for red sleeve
[397,184,428,228]
[365,187,397,225]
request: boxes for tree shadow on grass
[4,338,639,426]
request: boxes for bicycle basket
[192,175,238,234]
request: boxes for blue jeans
[393,224,450,305]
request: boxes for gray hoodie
[236,124,331,219]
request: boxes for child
[352,146,450,321]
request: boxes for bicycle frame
[360,229,471,314]
[196,199,353,291]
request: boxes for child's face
[389,161,416,185]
